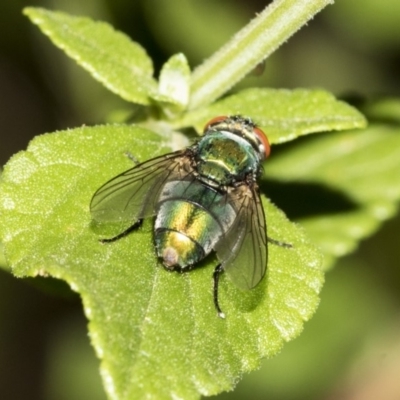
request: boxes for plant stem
[188,0,334,110]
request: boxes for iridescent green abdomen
[155,180,236,268]
[196,131,260,186]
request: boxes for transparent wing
[90,150,189,223]
[214,185,267,290]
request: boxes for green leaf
[0,125,323,399]
[175,88,367,143]
[264,124,400,269]
[23,7,158,105]
[156,53,191,110]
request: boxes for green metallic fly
[90,115,291,318]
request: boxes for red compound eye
[203,116,227,132]
[253,126,271,159]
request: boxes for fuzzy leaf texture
[23,8,158,105]
[0,125,324,399]
[156,53,191,110]
[175,88,367,143]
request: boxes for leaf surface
[175,88,367,143]
[24,8,158,105]
[0,125,323,399]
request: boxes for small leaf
[175,88,367,143]
[0,125,323,399]
[24,7,158,105]
[155,53,191,114]
[264,124,400,269]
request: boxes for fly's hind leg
[212,239,292,320]
[100,219,143,243]
[161,261,227,318]
[213,264,226,319]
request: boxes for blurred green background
[1,1,400,399]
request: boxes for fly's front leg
[125,151,140,165]
[268,237,292,248]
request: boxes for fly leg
[213,240,291,319]
[268,237,292,248]
[165,262,226,318]
[100,219,143,243]
[125,151,140,165]
[213,264,226,319]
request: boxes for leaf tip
[23,6,41,18]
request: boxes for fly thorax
[195,131,260,186]
[154,180,236,269]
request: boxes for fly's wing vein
[90,150,188,223]
[215,185,267,290]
